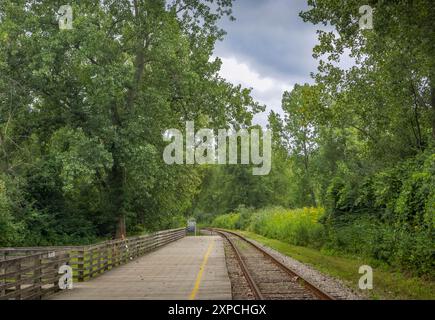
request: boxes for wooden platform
[49,236,232,300]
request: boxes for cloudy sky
[213,0,324,126]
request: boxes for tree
[0,0,259,242]
[281,84,320,206]
[300,0,434,153]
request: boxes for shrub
[247,207,326,248]
[325,215,434,277]
[211,204,434,277]
[211,213,241,230]
[0,179,24,246]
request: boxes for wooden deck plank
[49,236,232,300]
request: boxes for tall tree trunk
[115,216,126,239]
[111,0,149,237]
[302,135,317,207]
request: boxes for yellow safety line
[189,239,215,300]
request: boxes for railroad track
[206,228,334,300]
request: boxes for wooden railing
[0,228,186,300]
[0,247,77,262]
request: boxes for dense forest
[0,1,433,276]
[0,0,262,244]
[205,0,434,277]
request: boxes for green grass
[237,230,434,300]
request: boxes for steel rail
[207,228,335,300]
[211,229,264,300]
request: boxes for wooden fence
[0,228,186,300]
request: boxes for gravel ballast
[246,238,365,300]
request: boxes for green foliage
[209,0,435,279]
[0,178,23,245]
[324,150,434,229]
[193,127,296,218]
[393,153,435,229]
[324,216,434,277]
[212,207,326,248]
[0,0,432,283]
[49,128,114,196]
[212,205,434,277]
[0,0,260,244]
[211,212,241,230]
[249,207,326,248]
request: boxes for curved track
[208,228,335,300]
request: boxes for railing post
[133,239,138,259]
[97,246,102,275]
[89,248,94,279]
[34,255,42,300]
[0,262,5,297]
[116,242,120,266]
[110,244,115,269]
[155,231,159,250]
[16,260,22,300]
[115,242,120,267]
[78,248,84,282]
[135,239,139,258]
[104,244,113,271]
[123,240,128,264]
[53,255,59,292]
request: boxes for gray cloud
[211,0,328,126]
[215,0,321,84]
[213,1,356,127]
